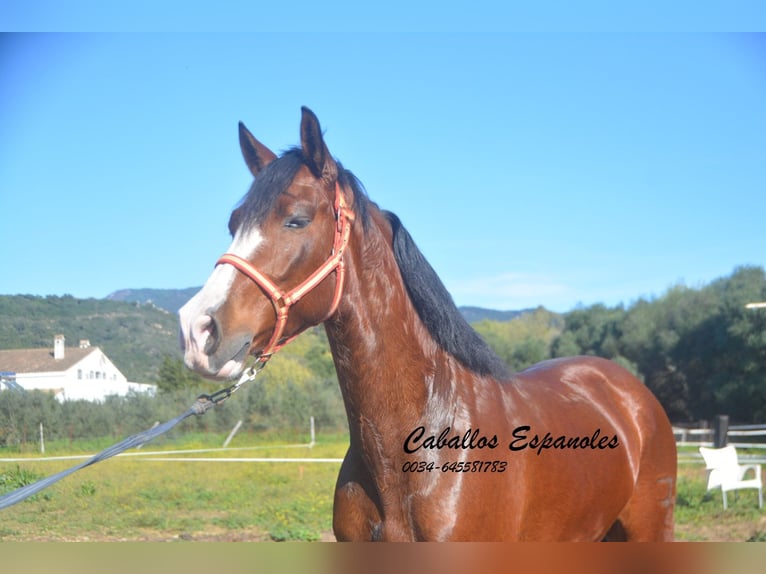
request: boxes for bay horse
[178,107,676,541]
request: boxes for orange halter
[216,182,354,370]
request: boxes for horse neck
[323,210,450,438]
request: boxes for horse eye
[285,217,311,229]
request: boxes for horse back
[479,355,677,540]
[509,355,675,460]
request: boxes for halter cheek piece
[215,182,355,370]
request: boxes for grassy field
[1,435,765,542]
[0,431,346,542]
[675,457,766,542]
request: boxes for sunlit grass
[674,459,766,541]
[0,432,346,541]
[3,437,766,541]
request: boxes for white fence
[675,422,766,464]
[674,423,766,449]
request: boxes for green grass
[0,431,347,541]
[675,454,766,542]
[3,437,765,541]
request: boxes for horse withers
[178,107,676,541]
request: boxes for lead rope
[0,364,263,511]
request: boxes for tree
[156,356,215,393]
[474,307,562,371]
[550,303,626,360]
[546,266,766,422]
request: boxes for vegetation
[106,287,199,314]
[3,267,766,542]
[0,329,346,449]
[547,266,766,422]
[1,438,764,541]
[474,266,766,423]
[2,264,766,435]
[0,294,179,382]
[474,307,564,372]
[674,456,766,542]
[0,433,346,541]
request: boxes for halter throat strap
[216,182,354,369]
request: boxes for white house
[0,335,156,402]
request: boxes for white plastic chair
[699,445,763,510]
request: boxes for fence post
[713,415,729,448]
[309,416,315,448]
[39,422,45,455]
[223,420,243,448]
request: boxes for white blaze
[179,225,265,371]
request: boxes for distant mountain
[458,306,534,323]
[106,287,199,314]
[106,288,530,324]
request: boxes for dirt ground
[674,515,766,542]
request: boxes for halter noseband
[216,182,354,370]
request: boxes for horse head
[179,107,355,380]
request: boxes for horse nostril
[204,314,221,356]
[191,313,221,357]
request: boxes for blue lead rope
[0,367,259,511]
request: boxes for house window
[78,369,82,380]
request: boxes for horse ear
[239,122,277,177]
[300,107,337,182]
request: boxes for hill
[106,287,199,314]
[459,306,533,323]
[0,295,180,383]
[106,287,528,323]
[0,292,530,384]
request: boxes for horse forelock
[229,147,371,235]
[229,148,304,234]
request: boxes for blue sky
[1,29,765,312]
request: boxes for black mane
[386,212,512,380]
[232,147,509,379]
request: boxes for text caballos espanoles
[403,425,620,456]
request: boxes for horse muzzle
[179,307,254,381]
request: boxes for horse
[178,107,676,541]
